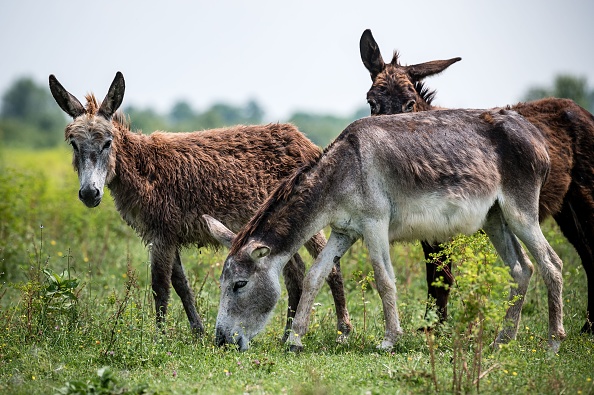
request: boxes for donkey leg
[482,209,534,346]
[554,197,594,334]
[364,221,403,350]
[305,231,353,341]
[504,210,566,352]
[289,231,356,352]
[282,253,305,343]
[171,250,204,335]
[150,242,175,332]
[421,241,454,326]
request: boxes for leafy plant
[55,366,149,395]
[431,232,514,393]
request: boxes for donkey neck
[231,161,333,261]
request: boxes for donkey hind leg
[500,206,566,352]
[171,250,204,335]
[482,209,534,347]
[281,253,305,343]
[305,231,353,341]
[421,241,454,327]
[364,220,403,350]
[554,196,594,334]
[289,231,356,352]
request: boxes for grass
[1,147,593,394]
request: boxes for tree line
[1,74,593,150]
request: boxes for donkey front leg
[282,253,305,343]
[150,242,175,333]
[171,250,204,335]
[288,231,356,352]
[305,231,353,341]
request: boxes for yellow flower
[57,251,63,257]
[84,257,89,263]
[337,331,342,335]
[50,240,56,246]
[512,372,517,376]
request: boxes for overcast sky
[2,0,593,122]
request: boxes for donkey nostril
[94,188,100,197]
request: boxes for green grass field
[1,147,593,394]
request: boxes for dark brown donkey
[360,28,594,334]
[49,72,352,339]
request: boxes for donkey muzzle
[79,185,102,208]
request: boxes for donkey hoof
[377,339,395,350]
[548,339,562,354]
[288,344,304,353]
[580,321,593,335]
[191,323,205,337]
[336,333,349,344]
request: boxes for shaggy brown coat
[49,72,351,336]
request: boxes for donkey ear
[98,71,125,120]
[49,74,85,118]
[360,29,385,80]
[407,57,461,81]
[202,215,236,248]
[247,243,270,261]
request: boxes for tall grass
[0,147,593,394]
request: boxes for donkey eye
[70,141,79,151]
[101,140,112,152]
[233,281,247,292]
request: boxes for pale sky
[2,0,593,121]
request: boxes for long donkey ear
[360,29,385,80]
[98,71,125,120]
[407,57,462,81]
[49,75,85,118]
[202,215,236,248]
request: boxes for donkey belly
[389,192,497,243]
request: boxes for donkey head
[203,215,281,351]
[360,29,461,115]
[49,72,125,208]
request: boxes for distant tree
[169,100,195,125]
[0,77,66,148]
[288,110,363,147]
[124,106,168,133]
[523,74,594,112]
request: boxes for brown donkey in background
[49,72,352,339]
[359,29,594,334]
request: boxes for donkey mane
[229,162,316,255]
[229,123,361,255]
[414,81,437,107]
[83,93,130,129]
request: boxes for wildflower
[337,330,342,335]
[587,378,592,382]
[84,257,89,263]
[95,340,100,345]
[512,372,517,376]
[172,370,177,378]
[32,376,36,380]
[50,240,56,246]
[57,252,63,257]
[532,349,536,353]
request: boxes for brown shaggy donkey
[48,71,352,338]
[359,29,594,334]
